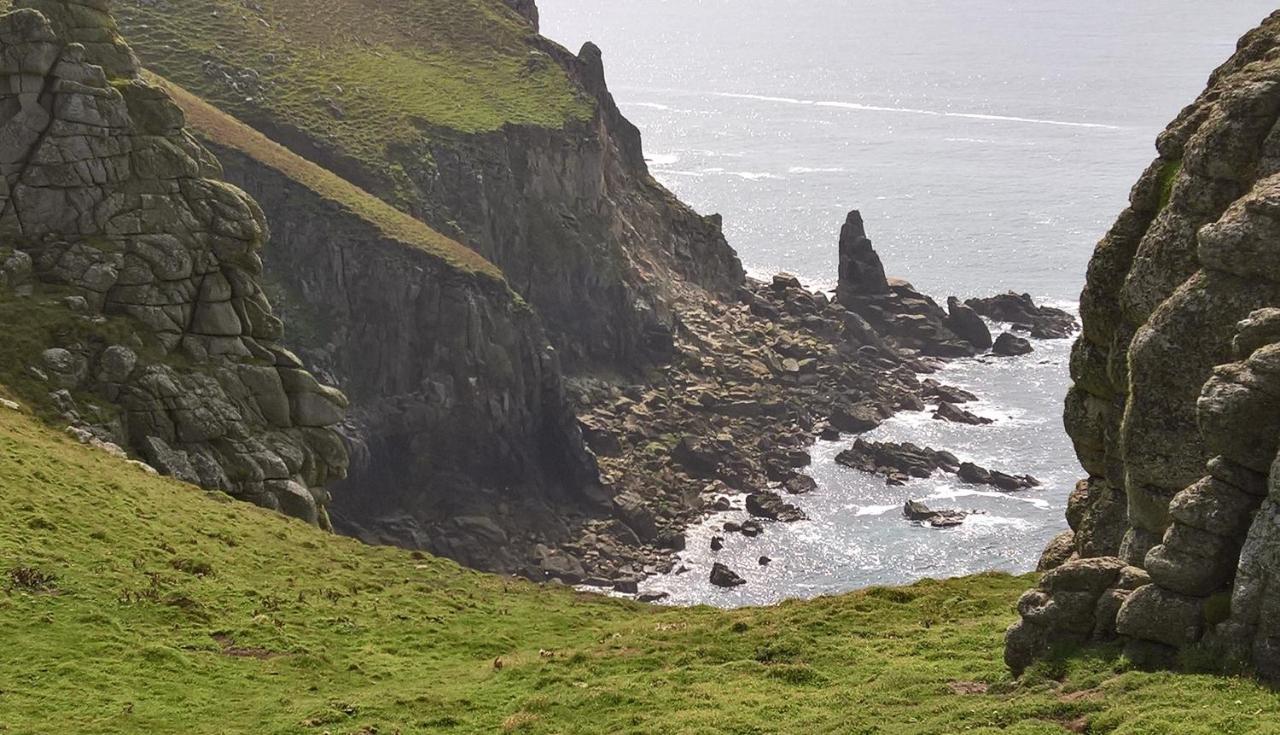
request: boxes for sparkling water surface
[539,1,1277,606]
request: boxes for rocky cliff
[164,81,606,572]
[0,0,347,525]
[77,0,756,576]
[1008,10,1280,678]
[113,0,744,372]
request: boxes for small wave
[689,148,746,158]
[732,171,784,181]
[688,167,784,181]
[626,102,672,110]
[964,514,1035,530]
[646,153,680,166]
[855,504,899,517]
[788,166,848,174]
[717,92,1122,131]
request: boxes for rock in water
[921,379,978,404]
[836,210,890,298]
[902,500,970,528]
[745,492,807,522]
[710,562,747,588]
[964,292,1077,339]
[992,332,1033,356]
[933,402,993,426]
[945,296,993,350]
[835,210,975,357]
[957,462,1039,491]
[835,439,960,484]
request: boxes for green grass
[1,401,1278,734]
[1157,159,1182,211]
[106,0,593,195]
[0,275,173,423]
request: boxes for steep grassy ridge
[1,399,1277,734]
[157,76,507,283]
[103,0,592,196]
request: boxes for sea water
[539,0,1277,605]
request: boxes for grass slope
[156,75,507,283]
[0,399,1277,734]
[107,0,592,188]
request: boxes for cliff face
[90,0,749,573]
[160,82,605,572]
[114,1,745,372]
[1008,10,1280,678]
[0,0,347,525]
[404,41,745,368]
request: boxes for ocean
[540,0,1278,605]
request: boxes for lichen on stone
[0,0,348,527]
[1008,10,1280,679]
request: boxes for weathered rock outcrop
[836,210,982,358]
[396,40,746,370]
[165,84,607,572]
[117,5,744,374]
[965,292,1076,340]
[502,0,540,30]
[0,1,347,525]
[835,439,1038,491]
[1008,11,1280,678]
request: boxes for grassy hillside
[1,395,1277,734]
[104,0,593,193]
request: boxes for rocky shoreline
[544,211,1077,592]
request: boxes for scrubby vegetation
[1,398,1277,734]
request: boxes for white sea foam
[717,92,1123,130]
[788,166,848,174]
[730,171,784,181]
[646,153,681,166]
[652,169,706,178]
[626,101,673,110]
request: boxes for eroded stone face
[1007,10,1280,678]
[0,2,348,526]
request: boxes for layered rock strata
[1008,11,1280,678]
[0,1,348,525]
